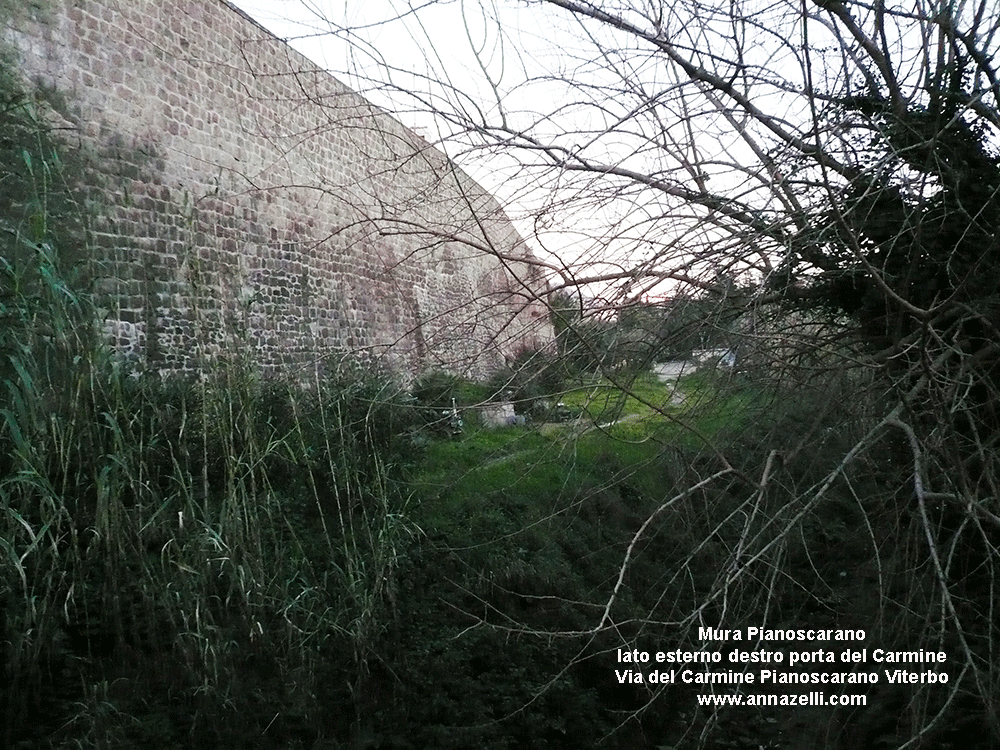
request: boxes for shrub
[486,346,566,416]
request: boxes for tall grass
[0,85,420,748]
[1,268,420,749]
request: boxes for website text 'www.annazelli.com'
[696,691,866,707]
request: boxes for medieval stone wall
[4,0,551,378]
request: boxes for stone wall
[4,0,551,379]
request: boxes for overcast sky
[221,1,784,294]
[226,1,545,139]
[221,1,882,295]
[225,1,619,278]
[222,1,1000,303]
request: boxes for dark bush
[486,346,565,416]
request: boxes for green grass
[542,367,769,452]
[560,370,681,423]
[410,372,694,541]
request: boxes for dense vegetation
[3,35,999,750]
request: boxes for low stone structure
[480,401,516,428]
[3,0,551,379]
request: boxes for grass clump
[0,72,423,747]
[2,339,424,747]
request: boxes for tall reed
[1,76,420,748]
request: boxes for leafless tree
[278,0,1000,744]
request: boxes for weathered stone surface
[5,0,551,378]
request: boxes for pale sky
[225,1,548,147]
[222,1,998,301]
[224,1,949,299]
[225,0,629,286]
